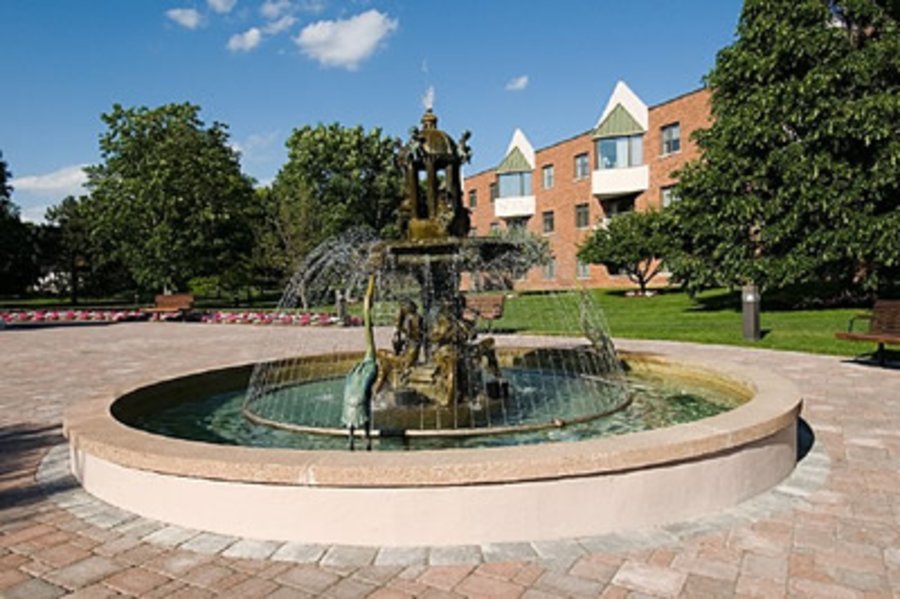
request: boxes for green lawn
[495,288,868,357]
[3,287,881,358]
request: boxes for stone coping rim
[63,347,801,489]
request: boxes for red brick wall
[643,88,711,211]
[464,169,498,235]
[463,87,712,291]
[518,132,594,291]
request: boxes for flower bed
[0,309,147,324]
[0,310,362,327]
[200,311,362,327]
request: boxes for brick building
[463,81,711,290]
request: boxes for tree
[251,181,321,286]
[0,152,40,295]
[270,123,403,275]
[44,196,93,303]
[578,211,668,296]
[478,227,553,290]
[668,0,900,298]
[84,103,256,292]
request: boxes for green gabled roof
[593,104,643,138]
[496,147,531,173]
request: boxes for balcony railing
[591,165,648,198]
[494,195,536,218]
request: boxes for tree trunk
[637,276,647,296]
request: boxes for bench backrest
[154,293,194,310]
[464,295,505,320]
[871,300,900,336]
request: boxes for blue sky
[3,0,742,222]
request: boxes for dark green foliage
[578,211,668,295]
[668,0,900,298]
[265,123,403,279]
[0,152,40,295]
[84,103,256,292]
[43,195,134,302]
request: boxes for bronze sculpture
[343,109,507,444]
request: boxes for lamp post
[742,283,761,341]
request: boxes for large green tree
[0,152,40,295]
[268,123,403,278]
[84,103,256,292]
[579,211,668,296]
[668,0,899,297]
[41,196,134,304]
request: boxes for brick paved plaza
[1,323,898,598]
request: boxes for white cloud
[228,27,263,51]
[208,0,237,13]
[263,15,296,34]
[421,85,435,111]
[505,75,529,92]
[12,165,89,224]
[234,131,279,156]
[19,204,51,225]
[261,0,291,19]
[294,9,398,70]
[166,8,202,29]
[13,165,88,195]
[297,0,325,14]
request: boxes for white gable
[504,128,536,169]
[595,81,648,131]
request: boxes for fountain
[241,110,631,448]
[62,109,802,547]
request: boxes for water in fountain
[243,108,631,446]
[242,227,630,442]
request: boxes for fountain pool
[62,109,800,546]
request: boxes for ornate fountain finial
[421,109,438,130]
[397,109,471,241]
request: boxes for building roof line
[648,86,708,110]
[464,86,709,178]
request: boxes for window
[542,211,555,234]
[468,189,477,208]
[542,164,554,189]
[542,259,556,280]
[576,259,591,279]
[661,185,679,208]
[596,135,643,169]
[508,217,528,231]
[603,197,635,220]
[498,172,532,197]
[574,153,590,180]
[490,221,501,233]
[575,203,590,229]
[661,123,681,155]
[489,182,498,203]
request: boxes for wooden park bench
[463,294,506,331]
[835,299,900,366]
[141,293,195,320]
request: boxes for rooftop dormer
[494,129,536,219]
[592,81,649,199]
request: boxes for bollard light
[742,284,761,341]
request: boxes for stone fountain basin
[63,349,801,546]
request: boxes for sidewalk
[1,324,898,597]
